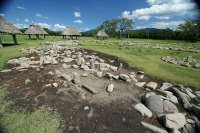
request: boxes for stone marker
[77,54,81,65]
[107,84,114,92]
[118,63,123,70]
[89,59,95,69]
[73,72,80,85]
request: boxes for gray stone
[21,62,30,68]
[129,75,138,83]
[145,95,163,113]
[169,129,181,133]
[194,91,200,96]
[76,54,81,65]
[81,73,88,77]
[138,71,144,74]
[160,82,173,90]
[107,84,114,92]
[73,73,80,85]
[119,74,131,82]
[52,60,58,65]
[62,63,67,68]
[141,92,156,101]
[110,66,118,71]
[195,96,200,102]
[81,57,85,66]
[84,106,89,110]
[63,57,73,62]
[187,56,192,63]
[135,82,146,87]
[89,59,95,69]
[118,63,123,70]
[133,103,152,118]
[141,122,168,133]
[192,105,200,119]
[163,113,186,129]
[82,84,97,94]
[72,64,79,68]
[163,100,178,113]
[145,82,158,90]
[61,74,72,81]
[185,122,195,133]
[96,71,103,78]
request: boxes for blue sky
[0,0,199,32]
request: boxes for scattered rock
[160,82,173,90]
[119,74,131,82]
[145,82,158,90]
[81,73,88,77]
[73,73,80,85]
[25,79,31,84]
[135,82,146,87]
[84,106,89,110]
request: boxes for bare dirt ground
[0,48,177,133]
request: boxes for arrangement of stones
[82,40,200,53]
[1,40,200,133]
[162,56,200,68]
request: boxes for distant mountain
[133,28,162,34]
[80,30,94,36]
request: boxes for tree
[100,18,134,39]
[177,18,200,42]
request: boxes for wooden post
[44,35,46,40]
[28,34,31,39]
[70,36,72,40]
[63,35,64,39]
[12,34,18,44]
[0,37,3,47]
[36,34,39,40]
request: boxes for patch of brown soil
[0,48,170,133]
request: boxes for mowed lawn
[1,34,200,89]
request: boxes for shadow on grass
[2,43,21,47]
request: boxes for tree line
[89,18,200,42]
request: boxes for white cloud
[74,12,81,17]
[54,24,65,29]
[135,26,147,29]
[74,20,83,24]
[81,28,90,31]
[122,0,198,20]
[0,14,5,16]
[13,24,28,29]
[36,13,48,19]
[16,19,19,21]
[24,19,29,22]
[34,23,51,28]
[17,6,25,9]
[149,20,184,29]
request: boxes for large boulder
[145,82,158,90]
[163,113,186,129]
[145,95,163,113]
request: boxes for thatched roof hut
[61,27,81,40]
[0,16,22,45]
[96,30,109,39]
[24,25,48,40]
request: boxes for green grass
[0,88,64,133]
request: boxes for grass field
[0,34,200,132]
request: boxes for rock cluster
[162,56,200,68]
[134,82,200,132]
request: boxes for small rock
[53,83,58,87]
[62,63,68,68]
[73,73,80,85]
[160,82,173,90]
[138,71,144,74]
[25,79,31,84]
[145,82,158,90]
[119,74,131,82]
[36,68,40,71]
[84,106,89,110]
[81,73,88,77]
[135,82,146,87]
[96,71,103,78]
